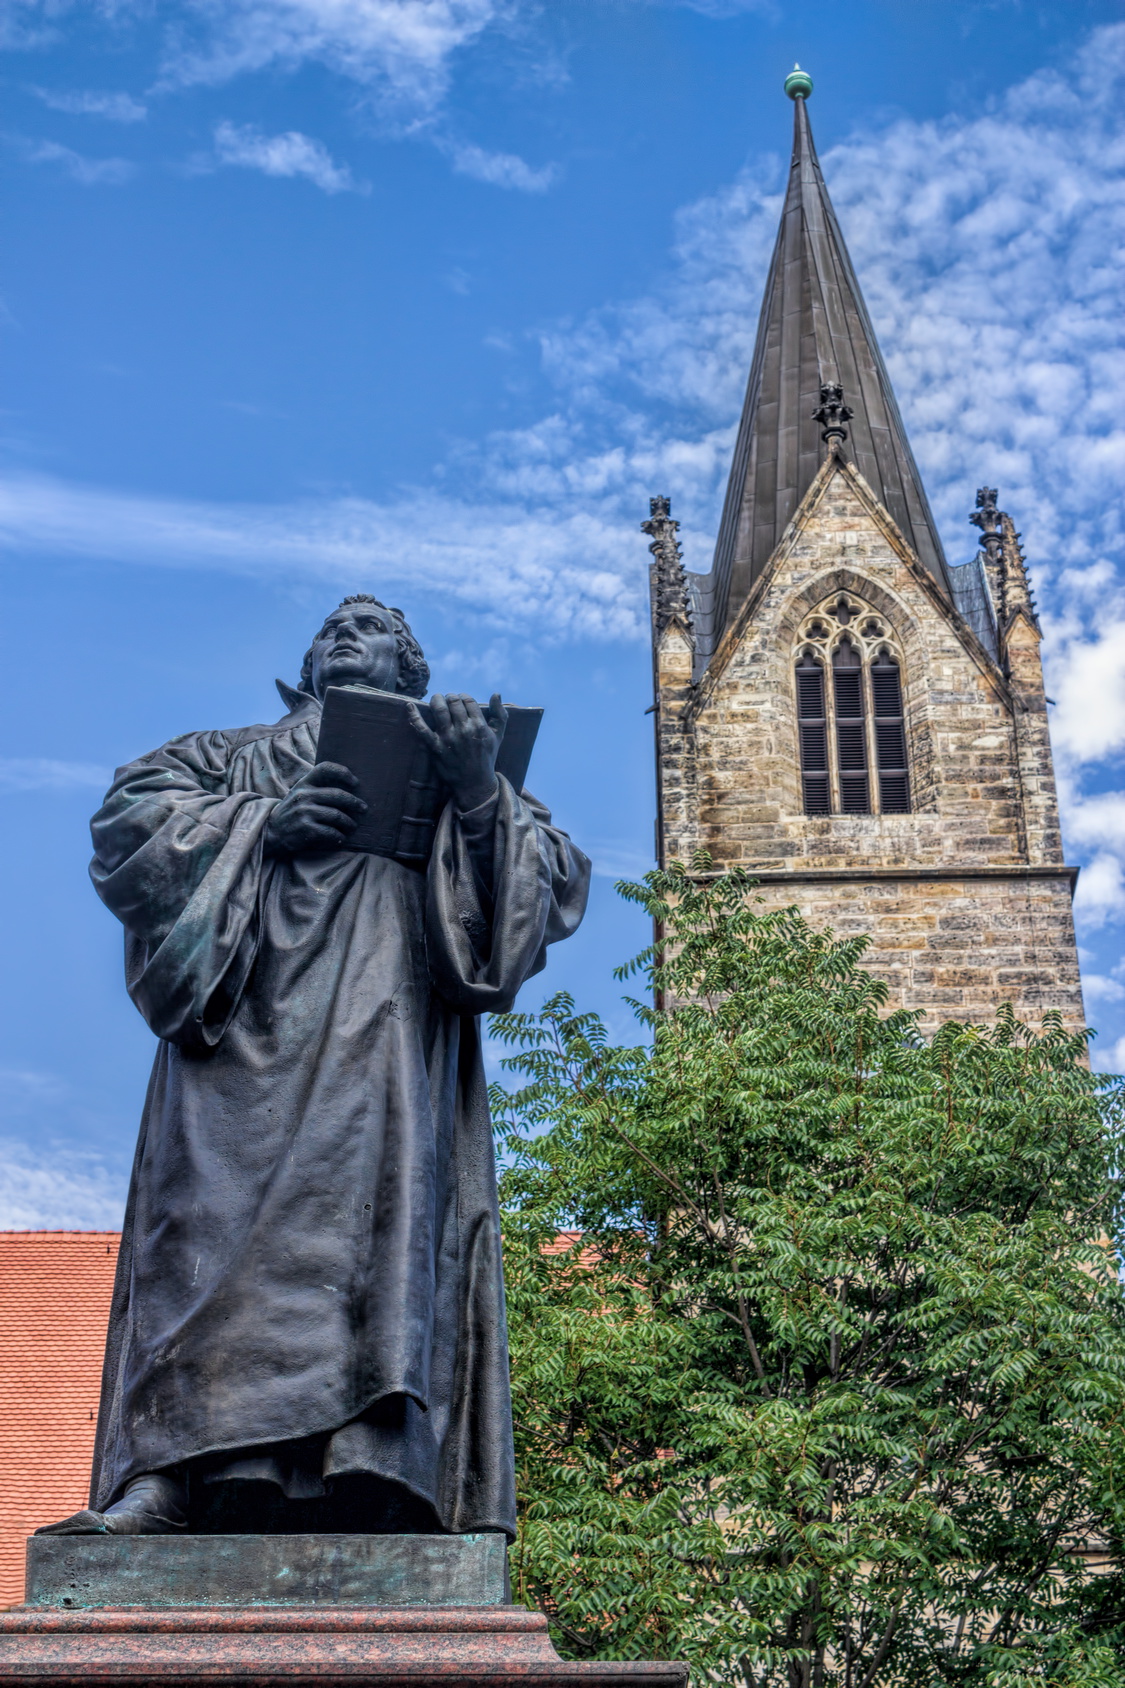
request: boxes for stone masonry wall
[730,872,1081,1036]
[653,456,1085,1033]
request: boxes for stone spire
[704,72,953,655]
[1000,513,1039,631]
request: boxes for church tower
[647,70,1084,1033]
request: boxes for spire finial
[784,64,813,100]
[969,487,1003,560]
[970,486,1008,625]
[813,382,853,447]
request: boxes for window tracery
[793,592,911,816]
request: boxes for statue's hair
[299,595,430,700]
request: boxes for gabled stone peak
[686,452,1006,711]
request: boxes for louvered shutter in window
[795,653,830,814]
[872,654,910,813]
[832,640,870,813]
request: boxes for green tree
[492,861,1125,1688]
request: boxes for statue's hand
[408,693,507,812]
[265,763,367,856]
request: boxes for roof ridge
[0,1230,122,1239]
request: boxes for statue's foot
[34,1509,108,1536]
[35,1473,188,1537]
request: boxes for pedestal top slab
[25,1533,509,1610]
[0,1605,689,1686]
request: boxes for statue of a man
[41,597,590,1539]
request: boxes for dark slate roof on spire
[698,93,953,663]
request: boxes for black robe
[88,683,589,1536]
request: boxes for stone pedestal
[1,1537,686,1688]
[24,1533,511,1611]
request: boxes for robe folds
[88,684,590,1537]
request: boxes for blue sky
[2,0,1123,1225]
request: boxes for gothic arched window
[795,651,830,814]
[872,652,910,813]
[793,593,912,816]
[832,638,870,813]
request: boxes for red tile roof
[0,1232,120,1607]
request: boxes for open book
[314,686,543,866]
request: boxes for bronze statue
[40,597,589,1538]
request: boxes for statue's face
[310,604,400,699]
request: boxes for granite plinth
[0,1606,688,1687]
[26,1535,509,1610]
[11,1538,686,1687]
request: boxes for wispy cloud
[160,0,506,120]
[18,137,135,184]
[0,5,58,51]
[220,398,291,419]
[1093,1035,1125,1077]
[582,838,656,882]
[0,1128,125,1229]
[676,0,775,13]
[1051,621,1125,765]
[0,1070,127,1228]
[211,119,367,193]
[1072,854,1125,931]
[15,2,527,185]
[0,758,110,794]
[0,472,643,639]
[444,138,556,193]
[0,1068,69,1107]
[31,86,147,122]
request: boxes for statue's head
[299,595,430,702]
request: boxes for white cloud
[1083,974,1125,1004]
[0,758,111,794]
[212,120,366,193]
[15,0,519,176]
[0,1132,125,1230]
[0,472,644,640]
[31,87,147,122]
[1092,1034,1125,1077]
[0,5,57,50]
[0,1068,69,1107]
[0,1071,127,1228]
[161,0,506,118]
[1051,619,1125,765]
[444,139,556,193]
[1056,788,1125,855]
[20,138,135,184]
[582,838,656,881]
[19,3,550,195]
[1072,853,1125,930]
